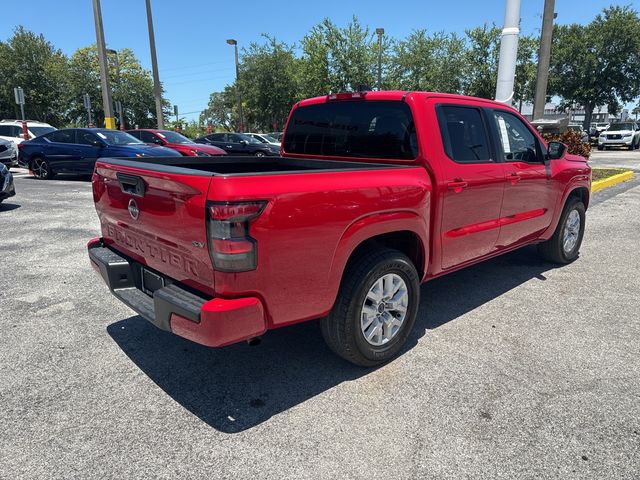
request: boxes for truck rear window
[283,100,417,160]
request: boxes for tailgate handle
[116,173,146,197]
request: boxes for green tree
[67,46,160,128]
[236,35,299,131]
[549,5,640,128]
[201,87,239,131]
[388,30,465,92]
[462,24,501,99]
[0,26,69,125]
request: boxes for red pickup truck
[88,91,591,366]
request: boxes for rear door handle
[447,180,468,193]
[509,173,522,185]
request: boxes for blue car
[19,128,178,179]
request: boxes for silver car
[0,138,18,167]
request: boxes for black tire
[628,142,634,151]
[254,151,266,157]
[597,145,603,151]
[538,197,586,264]
[321,248,420,367]
[31,156,54,180]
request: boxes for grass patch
[592,168,629,182]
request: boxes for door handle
[509,173,522,185]
[447,180,468,193]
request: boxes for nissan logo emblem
[128,199,140,220]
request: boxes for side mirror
[240,140,248,145]
[547,141,565,160]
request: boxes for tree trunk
[583,102,595,130]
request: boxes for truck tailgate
[93,161,215,295]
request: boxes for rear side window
[437,105,492,163]
[283,100,417,160]
[48,130,75,144]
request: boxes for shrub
[542,130,591,159]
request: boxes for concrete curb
[592,170,635,194]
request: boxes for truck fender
[540,177,590,241]
[324,211,429,311]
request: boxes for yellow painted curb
[592,170,635,193]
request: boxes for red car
[90,91,591,367]
[127,129,226,156]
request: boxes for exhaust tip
[247,336,262,346]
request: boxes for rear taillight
[206,201,266,272]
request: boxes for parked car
[567,124,589,143]
[88,90,591,367]
[0,137,18,167]
[0,162,15,203]
[590,122,609,135]
[127,129,226,156]
[193,133,280,156]
[19,128,177,179]
[597,122,640,150]
[0,119,56,147]
[246,133,281,146]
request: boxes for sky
[1,0,635,121]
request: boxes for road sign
[14,87,25,105]
[83,94,91,110]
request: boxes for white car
[0,137,18,167]
[597,122,640,150]
[0,119,56,147]
[246,133,281,146]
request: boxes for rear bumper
[88,239,266,347]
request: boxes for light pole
[106,49,120,84]
[533,0,556,121]
[227,39,244,132]
[145,0,164,129]
[375,28,384,91]
[92,0,115,129]
[107,49,124,129]
[494,0,521,106]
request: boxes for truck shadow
[107,246,557,433]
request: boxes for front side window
[283,100,417,160]
[139,131,162,144]
[94,130,143,145]
[76,131,99,145]
[492,110,538,163]
[437,105,491,163]
[48,130,75,144]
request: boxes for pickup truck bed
[90,154,431,352]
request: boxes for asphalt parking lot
[1,161,639,479]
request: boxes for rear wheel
[31,156,53,180]
[538,197,585,264]
[321,248,420,367]
[254,151,266,157]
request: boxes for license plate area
[141,267,164,296]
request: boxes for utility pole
[227,39,244,132]
[173,105,179,131]
[495,0,521,106]
[145,0,164,129]
[375,28,384,91]
[533,0,555,120]
[92,0,115,129]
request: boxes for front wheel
[31,156,54,180]
[321,248,420,367]
[538,197,586,264]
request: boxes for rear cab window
[283,100,418,160]
[436,105,493,163]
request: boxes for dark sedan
[19,128,177,179]
[193,132,280,156]
[0,163,15,203]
